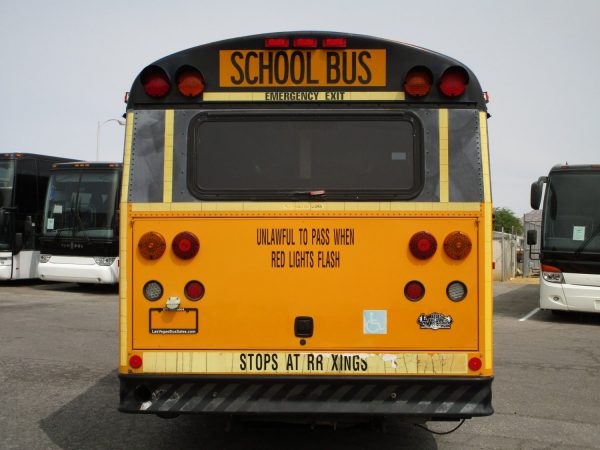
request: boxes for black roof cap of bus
[550,163,600,172]
[0,153,76,161]
[127,31,487,110]
[51,161,123,170]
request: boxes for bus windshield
[543,171,600,253]
[43,170,119,239]
[189,114,421,199]
[0,160,14,208]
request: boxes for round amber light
[443,231,472,260]
[138,232,166,260]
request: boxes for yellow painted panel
[131,216,480,352]
[202,91,404,102]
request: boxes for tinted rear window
[188,113,422,200]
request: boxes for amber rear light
[443,231,472,260]
[172,231,200,259]
[177,67,205,97]
[404,67,433,97]
[409,231,437,260]
[138,232,166,260]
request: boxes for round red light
[468,357,482,371]
[404,67,433,97]
[129,354,143,369]
[409,232,437,260]
[404,280,425,301]
[177,67,205,97]
[439,67,468,97]
[141,66,170,98]
[172,232,199,259]
[184,280,205,301]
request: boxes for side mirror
[527,229,537,246]
[14,232,23,253]
[530,176,547,210]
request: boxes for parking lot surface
[1,280,599,449]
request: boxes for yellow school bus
[118,32,493,421]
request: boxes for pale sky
[1,0,599,217]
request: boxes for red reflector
[409,231,437,260]
[404,281,425,301]
[468,357,482,371]
[141,67,170,98]
[129,355,142,369]
[265,38,290,48]
[322,38,347,48]
[177,67,205,97]
[185,280,205,301]
[293,37,318,48]
[439,67,468,97]
[172,231,199,259]
[404,67,433,97]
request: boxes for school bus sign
[219,49,386,87]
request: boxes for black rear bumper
[119,375,493,420]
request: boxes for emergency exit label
[256,227,355,269]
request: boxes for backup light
[447,281,467,301]
[143,280,163,301]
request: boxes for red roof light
[322,38,347,48]
[293,38,318,48]
[141,66,170,98]
[265,38,290,48]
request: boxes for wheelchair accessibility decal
[363,310,387,334]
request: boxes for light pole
[96,118,126,161]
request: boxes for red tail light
[172,231,199,259]
[439,67,468,97]
[141,66,170,98]
[404,67,433,97]
[177,67,205,97]
[443,231,472,260]
[138,232,166,260]
[409,231,437,260]
[129,355,143,369]
[404,280,425,301]
[184,280,205,301]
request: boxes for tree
[493,207,523,235]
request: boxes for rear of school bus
[118,32,493,420]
